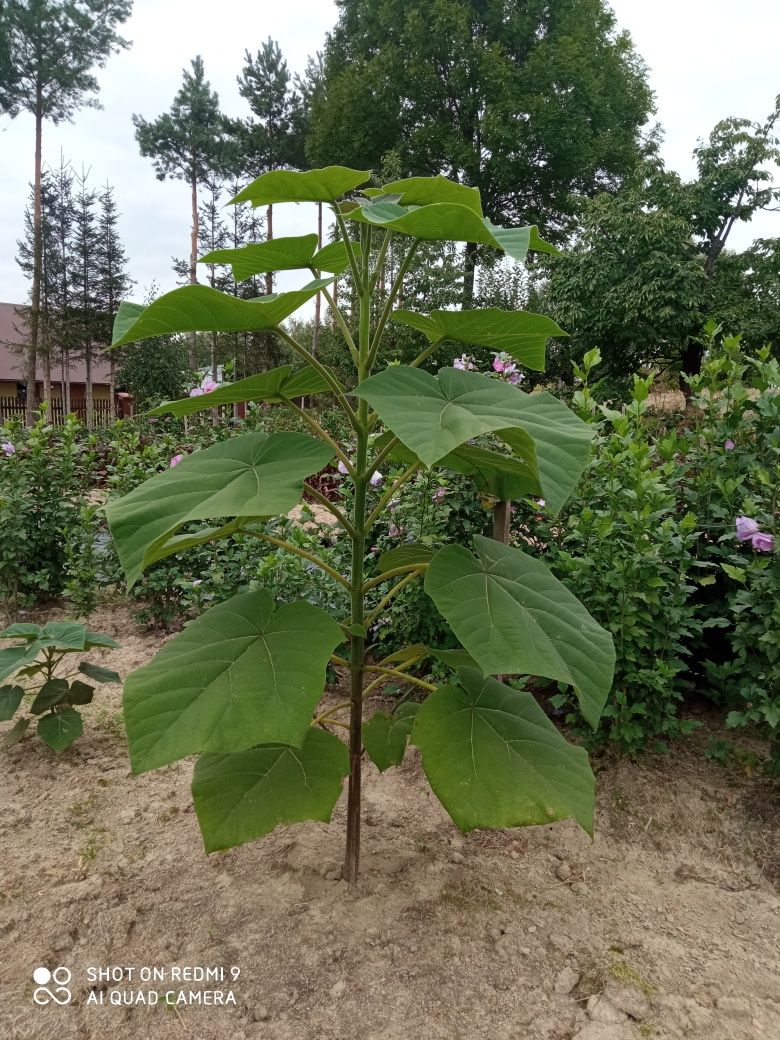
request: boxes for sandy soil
[1,604,778,1040]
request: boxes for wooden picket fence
[0,396,114,426]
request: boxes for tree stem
[343,269,372,883]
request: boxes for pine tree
[68,167,100,428]
[0,0,132,424]
[95,182,133,417]
[236,40,303,295]
[133,56,229,370]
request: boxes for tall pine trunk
[85,341,93,429]
[189,172,199,370]
[109,355,116,420]
[265,204,274,296]
[26,98,43,426]
[463,241,478,309]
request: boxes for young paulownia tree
[106,168,615,881]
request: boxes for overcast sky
[1,0,778,306]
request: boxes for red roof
[0,302,112,385]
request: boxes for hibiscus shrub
[0,413,93,610]
[514,334,778,761]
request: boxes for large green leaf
[199,235,319,280]
[231,165,370,207]
[192,728,349,853]
[0,685,24,721]
[79,662,121,685]
[379,176,483,215]
[391,308,566,371]
[0,645,38,684]
[371,431,540,501]
[105,432,333,587]
[343,197,554,261]
[424,536,614,728]
[111,278,334,348]
[147,365,335,419]
[362,703,420,772]
[123,591,343,774]
[376,544,436,574]
[37,708,83,752]
[411,669,594,833]
[30,678,69,714]
[198,236,361,282]
[355,367,592,512]
[311,240,361,275]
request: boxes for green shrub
[0,413,91,609]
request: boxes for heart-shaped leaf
[192,728,350,853]
[123,590,344,774]
[0,623,41,640]
[199,234,319,280]
[0,645,37,684]
[424,536,614,728]
[411,669,594,833]
[362,703,420,772]
[392,308,566,371]
[0,685,24,721]
[68,680,95,705]
[379,176,483,214]
[105,431,334,587]
[147,365,336,419]
[344,197,555,262]
[355,367,592,512]
[79,662,121,685]
[30,678,69,714]
[376,544,436,574]
[231,165,370,207]
[37,708,83,752]
[111,278,334,348]
[84,631,120,649]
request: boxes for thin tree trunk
[462,241,478,309]
[109,355,116,420]
[42,330,52,412]
[64,348,71,414]
[85,342,93,429]
[265,203,274,296]
[492,500,511,544]
[27,100,44,426]
[189,172,199,370]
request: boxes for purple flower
[1,441,15,457]
[170,453,184,468]
[735,516,760,542]
[492,355,505,373]
[369,471,383,487]
[724,439,735,451]
[752,532,775,553]
[537,498,546,509]
[189,375,219,397]
[388,524,402,538]
[507,371,524,385]
[337,460,349,475]
[453,353,476,371]
[431,487,449,503]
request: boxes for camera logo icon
[33,966,72,1006]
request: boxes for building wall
[0,381,111,400]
